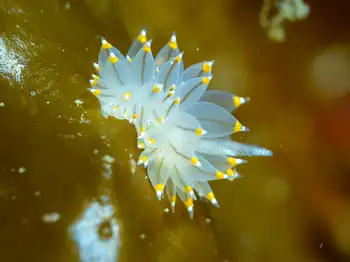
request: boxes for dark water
[1,0,350,261]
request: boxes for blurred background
[1,0,350,261]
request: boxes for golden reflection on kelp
[69,154,120,262]
[0,35,27,85]
[2,0,350,262]
[70,200,120,262]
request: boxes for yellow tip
[143,44,151,53]
[216,171,225,179]
[191,156,199,166]
[201,77,210,85]
[207,192,215,201]
[185,197,193,208]
[227,157,237,166]
[185,185,193,193]
[233,96,242,107]
[202,62,211,73]
[122,92,131,101]
[92,74,100,80]
[148,138,155,145]
[101,40,112,49]
[153,85,161,93]
[140,156,148,163]
[108,54,119,64]
[132,113,139,119]
[138,34,147,44]
[169,41,177,49]
[93,63,100,72]
[174,55,181,63]
[174,97,181,104]
[92,89,101,95]
[155,184,164,192]
[91,78,98,86]
[157,116,164,123]
[113,105,119,111]
[195,128,204,136]
[226,169,234,176]
[234,121,242,133]
[171,195,176,202]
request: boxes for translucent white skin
[89,30,272,217]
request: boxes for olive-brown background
[1,0,350,261]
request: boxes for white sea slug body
[89,30,272,217]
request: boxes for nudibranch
[89,29,272,217]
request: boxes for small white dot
[65,2,71,10]
[74,99,83,106]
[18,167,26,173]
[42,212,61,223]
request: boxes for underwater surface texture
[1,0,350,262]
